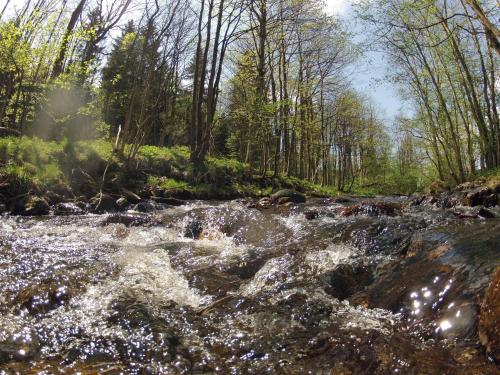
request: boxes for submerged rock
[15,283,73,315]
[479,267,500,364]
[270,189,306,204]
[323,263,374,300]
[341,201,401,217]
[184,219,203,239]
[304,210,319,220]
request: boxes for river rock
[70,168,98,197]
[51,183,74,199]
[323,263,374,300]
[152,197,186,206]
[133,201,157,213]
[100,213,160,227]
[479,267,500,364]
[270,189,306,204]
[53,202,84,216]
[16,283,72,315]
[332,196,355,203]
[0,334,40,363]
[304,210,319,220]
[121,188,142,203]
[477,207,496,219]
[463,187,497,207]
[184,219,203,239]
[90,194,117,212]
[21,196,50,216]
[341,201,401,217]
[116,197,130,210]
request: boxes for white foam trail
[304,243,353,273]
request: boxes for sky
[325,0,408,125]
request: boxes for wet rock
[438,191,466,208]
[479,267,500,364]
[44,191,63,205]
[184,219,203,239]
[70,168,98,197]
[477,207,496,219]
[51,183,74,199]
[332,196,355,203]
[270,189,306,204]
[121,188,142,203]
[100,213,160,227]
[21,196,50,216]
[304,210,319,220]
[256,197,272,209]
[0,334,40,364]
[116,197,129,210]
[341,201,401,217]
[90,194,117,213]
[323,263,374,300]
[277,196,295,205]
[15,284,72,315]
[152,197,186,206]
[463,187,497,207]
[133,201,157,213]
[0,203,5,214]
[53,202,85,216]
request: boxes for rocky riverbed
[0,193,499,374]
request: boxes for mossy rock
[270,189,306,204]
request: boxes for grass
[0,136,65,187]
[0,135,398,200]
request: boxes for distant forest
[0,0,499,192]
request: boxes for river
[0,198,499,374]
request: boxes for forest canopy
[0,0,498,194]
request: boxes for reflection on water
[0,199,498,373]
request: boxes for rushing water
[0,198,499,374]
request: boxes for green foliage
[0,136,64,186]
[75,139,114,162]
[147,176,189,191]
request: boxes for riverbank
[1,136,500,216]
[0,136,338,215]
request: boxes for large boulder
[270,189,306,204]
[479,267,500,364]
